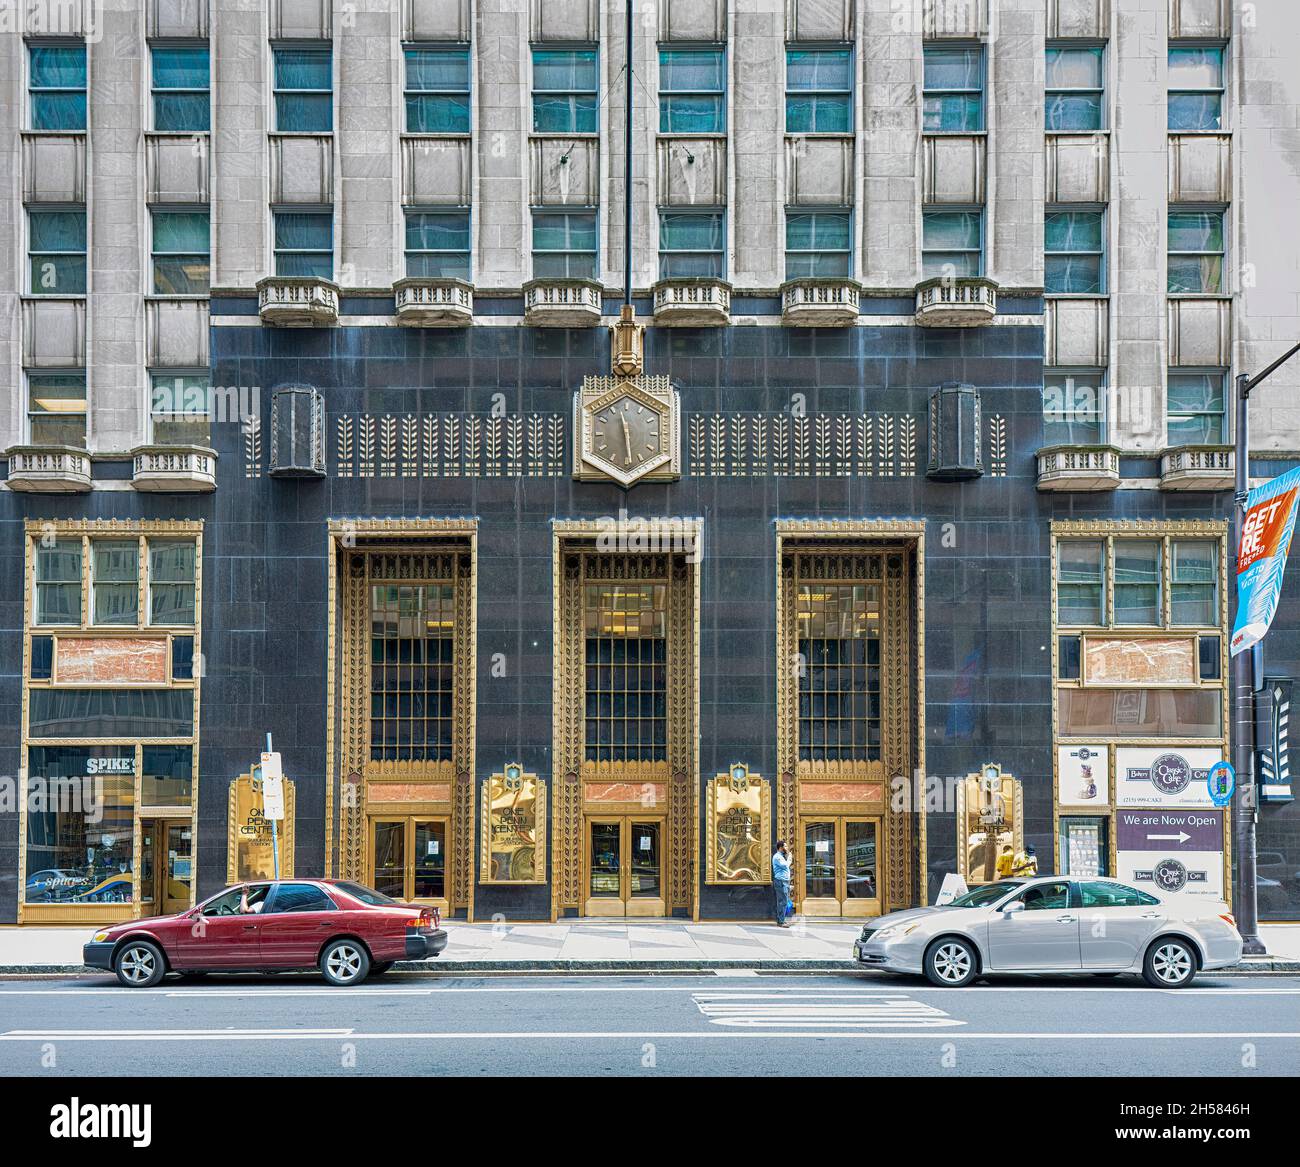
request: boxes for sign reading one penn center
[1231,465,1300,656]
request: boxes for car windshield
[944,881,1023,908]
[333,881,397,906]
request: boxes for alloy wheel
[327,944,363,982]
[933,941,972,983]
[1151,943,1193,985]
[119,946,157,985]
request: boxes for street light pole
[1230,338,1300,955]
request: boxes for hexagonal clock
[574,374,680,486]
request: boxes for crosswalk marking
[692,990,964,1029]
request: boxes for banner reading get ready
[1231,465,1300,657]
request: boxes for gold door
[368,815,450,911]
[583,816,666,918]
[798,816,882,918]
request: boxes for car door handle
[1057,915,1076,923]
[1140,912,1161,919]
[241,924,257,931]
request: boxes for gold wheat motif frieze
[334,413,566,478]
[686,413,922,477]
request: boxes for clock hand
[621,415,632,467]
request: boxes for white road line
[692,990,963,1028]
[1,1029,1298,1042]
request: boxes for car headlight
[92,931,109,942]
[872,923,919,943]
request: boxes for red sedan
[83,879,447,987]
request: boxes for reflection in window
[151,210,210,294]
[923,46,984,131]
[1171,540,1218,626]
[35,539,82,626]
[1045,45,1103,131]
[584,584,667,762]
[28,688,194,738]
[786,47,852,133]
[274,46,332,132]
[1114,540,1161,625]
[1043,370,1105,445]
[28,371,87,448]
[659,208,725,279]
[93,540,140,626]
[149,541,196,625]
[532,48,597,132]
[797,583,881,761]
[30,44,86,130]
[150,374,212,446]
[1045,211,1104,294]
[1057,541,1105,626]
[1167,371,1226,445]
[660,47,725,133]
[370,583,455,762]
[1168,211,1224,294]
[786,210,851,278]
[532,209,598,279]
[143,745,193,806]
[1168,46,1223,131]
[1058,687,1221,737]
[404,46,470,133]
[405,208,471,280]
[922,210,982,278]
[152,44,210,131]
[28,209,87,295]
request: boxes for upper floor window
[92,540,140,626]
[659,47,725,133]
[1168,46,1223,131]
[273,209,333,279]
[1167,371,1226,446]
[785,210,851,278]
[584,584,667,763]
[1045,45,1103,131]
[923,46,984,132]
[370,583,455,762]
[1057,540,1106,626]
[797,583,881,762]
[659,209,725,279]
[532,48,598,133]
[151,210,210,295]
[149,541,197,626]
[29,43,86,130]
[1057,537,1222,630]
[404,46,470,133]
[28,370,87,448]
[1043,369,1106,445]
[1114,540,1162,625]
[150,373,212,447]
[273,45,332,132]
[34,539,83,626]
[922,209,982,278]
[404,208,471,280]
[151,44,210,132]
[1167,210,1224,294]
[1171,540,1219,626]
[786,47,852,133]
[28,209,86,295]
[532,209,597,279]
[1045,210,1105,294]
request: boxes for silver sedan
[853,875,1243,987]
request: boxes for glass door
[162,823,193,914]
[584,817,666,917]
[799,816,883,917]
[369,815,450,907]
[140,822,157,913]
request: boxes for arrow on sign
[1148,831,1191,843]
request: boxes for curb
[1,957,1297,977]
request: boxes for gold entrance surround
[551,520,701,921]
[775,519,926,915]
[326,519,477,919]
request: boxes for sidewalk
[1,920,1298,974]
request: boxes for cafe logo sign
[1133,857,1208,893]
[1126,753,1208,796]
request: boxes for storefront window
[28,688,194,739]
[142,745,192,806]
[1058,687,1221,737]
[1060,816,1108,877]
[25,746,135,904]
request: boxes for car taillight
[1219,912,1236,927]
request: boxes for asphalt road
[0,972,1297,1077]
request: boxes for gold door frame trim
[18,519,204,926]
[775,520,926,913]
[551,519,702,922]
[325,519,478,919]
[1048,519,1231,894]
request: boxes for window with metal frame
[151,210,210,294]
[92,540,140,627]
[785,46,852,133]
[532,47,598,133]
[1043,369,1106,445]
[28,209,86,295]
[369,583,455,763]
[404,45,470,133]
[1045,210,1105,294]
[29,43,86,130]
[34,539,83,626]
[584,584,667,763]
[273,45,332,132]
[532,209,598,279]
[404,208,471,280]
[1113,540,1162,626]
[1170,539,1218,626]
[659,46,725,133]
[273,209,333,279]
[1166,370,1227,446]
[658,208,725,279]
[785,209,851,278]
[922,209,982,278]
[149,541,197,626]
[1168,45,1224,131]
[1167,210,1224,294]
[1057,541,1106,626]
[151,43,210,132]
[923,46,984,132]
[1045,45,1103,131]
[28,370,87,448]
[150,372,212,446]
[797,583,882,762]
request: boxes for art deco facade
[1,0,1298,926]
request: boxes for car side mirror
[1001,900,1025,916]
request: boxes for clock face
[592,397,663,472]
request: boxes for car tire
[923,936,979,987]
[369,961,394,975]
[320,938,371,986]
[114,940,167,988]
[1143,937,1197,988]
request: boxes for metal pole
[1230,373,1264,953]
[267,731,279,881]
[624,0,634,307]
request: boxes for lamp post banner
[1231,465,1300,657]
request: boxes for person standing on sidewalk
[771,839,792,927]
